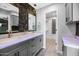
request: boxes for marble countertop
[63,35,79,49]
[0,32,43,49]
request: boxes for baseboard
[36,48,46,56]
[56,50,63,56]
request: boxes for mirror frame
[28,13,37,31]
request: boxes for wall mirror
[0,3,19,36]
[28,13,36,31]
[0,3,36,35]
[0,14,8,34]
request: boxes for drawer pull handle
[32,45,34,47]
[14,52,19,56]
[40,39,41,42]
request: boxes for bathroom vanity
[0,32,43,56]
[0,3,42,56]
[63,36,79,56]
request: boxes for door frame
[45,9,58,51]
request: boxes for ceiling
[46,11,57,18]
[29,3,52,9]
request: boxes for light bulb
[0,23,2,27]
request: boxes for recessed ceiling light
[34,4,37,6]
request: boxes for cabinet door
[19,42,28,56]
[65,3,73,22]
[73,3,79,21]
[27,40,31,56]
[7,43,27,56]
[27,40,36,56]
[27,36,43,56]
[7,51,19,56]
[39,35,43,48]
[36,35,43,50]
[19,48,27,56]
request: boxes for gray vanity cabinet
[7,48,21,56]
[0,46,22,56]
[63,46,79,56]
[19,47,27,56]
[18,43,28,56]
[0,41,28,56]
[36,35,43,49]
[0,35,43,56]
[27,35,43,56]
[27,38,39,56]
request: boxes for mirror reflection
[28,13,36,31]
[11,15,19,33]
[0,3,37,35]
[0,14,8,34]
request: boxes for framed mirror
[28,13,36,31]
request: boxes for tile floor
[37,35,58,56]
[45,38,57,56]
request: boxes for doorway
[45,10,58,56]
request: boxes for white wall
[36,9,46,48]
[36,3,76,54]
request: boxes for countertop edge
[0,33,43,49]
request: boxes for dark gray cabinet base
[0,35,43,56]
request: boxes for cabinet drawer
[0,41,28,56]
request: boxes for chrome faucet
[8,31,12,38]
